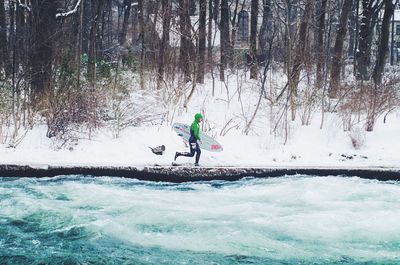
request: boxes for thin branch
[16,0,31,12]
[56,0,82,18]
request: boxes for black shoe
[174,152,179,161]
[194,163,199,166]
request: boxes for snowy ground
[0,74,399,169]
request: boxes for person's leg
[175,142,196,160]
[195,142,201,165]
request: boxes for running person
[174,113,203,166]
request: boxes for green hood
[194,113,203,123]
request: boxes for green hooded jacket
[191,113,203,141]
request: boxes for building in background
[390,7,400,65]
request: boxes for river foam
[1,175,399,264]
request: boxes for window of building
[397,24,400,35]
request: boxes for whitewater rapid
[1,175,399,264]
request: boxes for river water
[0,175,399,264]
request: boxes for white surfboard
[172,123,223,152]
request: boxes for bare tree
[249,0,258,79]
[207,0,213,65]
[287,0,313,121]
[30,0,59,109]
[82,0,91,54]
[372,0,394,85]
[157,0,172,89]
[88,0,105,84]
[245,27,276,135]
[259,0,272,60]
[138,0,145,89]
[1,0,397,144]
[314,0,328,90]
[77,0,84,89]
[347,0,358,58]
[214,0,219,21]
[119,0,132,45]
[197,0,206,83]
[15,3,26,76]
[179,0,193,82]
[220,0,231,81]
[0,0,8,77]
[230,0,243,50]
[354,0,382,80]
[105,0,113,47]
[328,0,353,98]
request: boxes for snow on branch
[56,0,82,19]
[17,0,31,12]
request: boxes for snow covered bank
[1,110,399,170]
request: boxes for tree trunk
[189,0,196,15]
[220,0,230,81]
[30,0,59,110]
[347,0,357,58]
[354,0,381,80]
[88,0,105,84]
[259,0,272,60]
[197,0,206,83]
[148,1,160,65]
[157,0,171,89]
[288,0,313,121]
[130,4,139,44]
[138,0,145,89]
[8,0,14,78]
[328,0,353,98]
[119,0,132,45]
[315,0,328,90]
[76,0,84,90]
[98,1,107,62]
[0,0,8,76]
[250,0,259,79]
[179,0,193,82]
[353,0,360,64]
[213,0,219,22]
[15,4,26,75]
[390,4,395,66]
[106,0,112,47]
[82,0,91,54]
[230,0,240,50]
[372,0,394,85]
[207,0,213,65]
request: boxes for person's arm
[192,123,201,141]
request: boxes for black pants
[177,141,201,164]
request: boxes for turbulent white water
[1,175,400,264]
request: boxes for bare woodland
[0,0,399,147]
